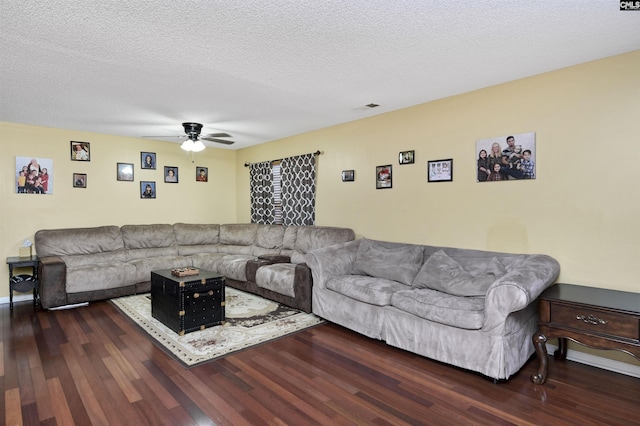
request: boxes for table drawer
[550,303,640,340]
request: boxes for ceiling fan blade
[203,132,231,138]
[142,135,185,138]
[201,137,235,145]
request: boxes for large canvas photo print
[16,156,54,194]
[476,132,536,182]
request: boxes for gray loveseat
[305,238,560,380]
[34,223,355,311]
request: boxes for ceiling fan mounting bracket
[182,122,203,140]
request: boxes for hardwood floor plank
[5,387,23,426]
[46,377,75,426]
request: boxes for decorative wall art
[71,141,90,161]
[15,156,53,194]
[376,165,392,189]
[428,159,453,182]
[476,132,536,182]
[342,170,354,182]
[117,163,134,181]
[73,173,87,188]
[399,150,415,164]
[164,166,179,183]
[196,166,208,182]
[140,181,156,199]
[141,152,156,169]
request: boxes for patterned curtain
[249,161,274,224]
[281,153,316,225]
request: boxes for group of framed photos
[340,131,536,189]
[341,150,453,189]
[64,142,209,197]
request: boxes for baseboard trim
[2,294,638,378]
[546,343,640,379]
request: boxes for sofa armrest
[304,239,361,289]
[38,256,68,309]
[482,254,560,334]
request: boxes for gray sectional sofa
[305,238,560,380]
[34,223,355,311]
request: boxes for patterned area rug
[111,287,324,367]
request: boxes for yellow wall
[237,50,640,294]
[1,123,237,296]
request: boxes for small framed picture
[141,152,156,169]
[117,163,134,181]
[140,181,156,199]
[71,141,90,161]
[164,166,179,183]
[428,159,453,182]
[376,165,392,189]
[341,170,355,182]
[196,166,208,182]
[73,173,87,188]
[399,150,415,165]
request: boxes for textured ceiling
[1,1,639,149]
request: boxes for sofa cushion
[351,239,423,285]
[214,254,256,281]
[174,223,220,255]
[412,250,507,297]
[66,262,138,293]
[255,263,296,298]
[121,224,178,260]
[391,288,485,330]
[219,223,259,246]
[35,225,124,257]
[256,224,286,249]
[326,275,408,306]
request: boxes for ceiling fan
[146,122,234,152]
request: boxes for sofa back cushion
[291,226,356,264]
[35,225,125,257]
[35,225,127,266]
[121,224,178,260]
[174,223,220,255]
[219,223,259,245]
[412,250,508,296]
[351,239,423,286]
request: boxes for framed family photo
[428,159,453,182]
[117,163,134,181]
[196,167,208,182]
[73,173,87,188]
[341,170,355,182]
[71,141,90,161]
[141,152,156,169]
[476,132,536,182]
[16,156,54,194]
[376,165,392,189]
[140,181,156,199]
[399,150,415,165]
[164,166,179,183]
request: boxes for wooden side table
[6,256,40,310]
[531,283,640,384]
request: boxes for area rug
[111,287,324,367]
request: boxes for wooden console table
[531,283,640,384]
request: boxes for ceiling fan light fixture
[192,140,206,152]
[180,139,196,151]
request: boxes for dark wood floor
[2,300,640,426]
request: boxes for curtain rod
[244,150,322,167]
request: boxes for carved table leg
[554,337,568,360]
[531,331,548,384]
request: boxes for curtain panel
[281,153,316,226]
[249,161,275,224]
